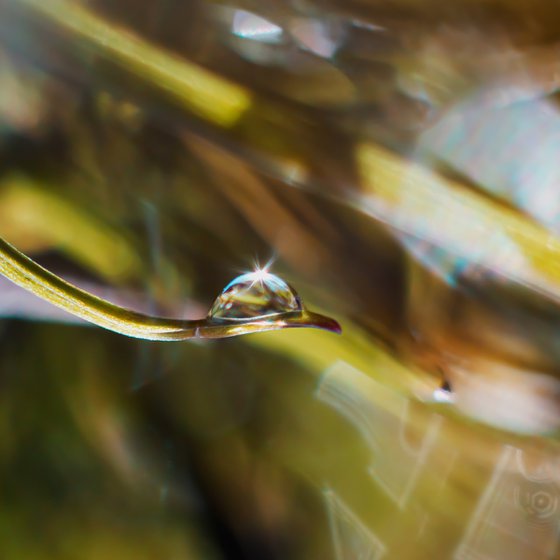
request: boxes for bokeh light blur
[1,0,560,558]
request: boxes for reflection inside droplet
[208,270,303,321]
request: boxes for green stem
[0,237,340,340]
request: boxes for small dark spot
[441,379,452,393]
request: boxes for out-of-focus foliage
[2,0,560,558]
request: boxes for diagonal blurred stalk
[356,143,560,299]
[15,0,251,126]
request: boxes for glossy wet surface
[208,270,302,321]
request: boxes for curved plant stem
[0,237,340,341]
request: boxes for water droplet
[208,270,303,321]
